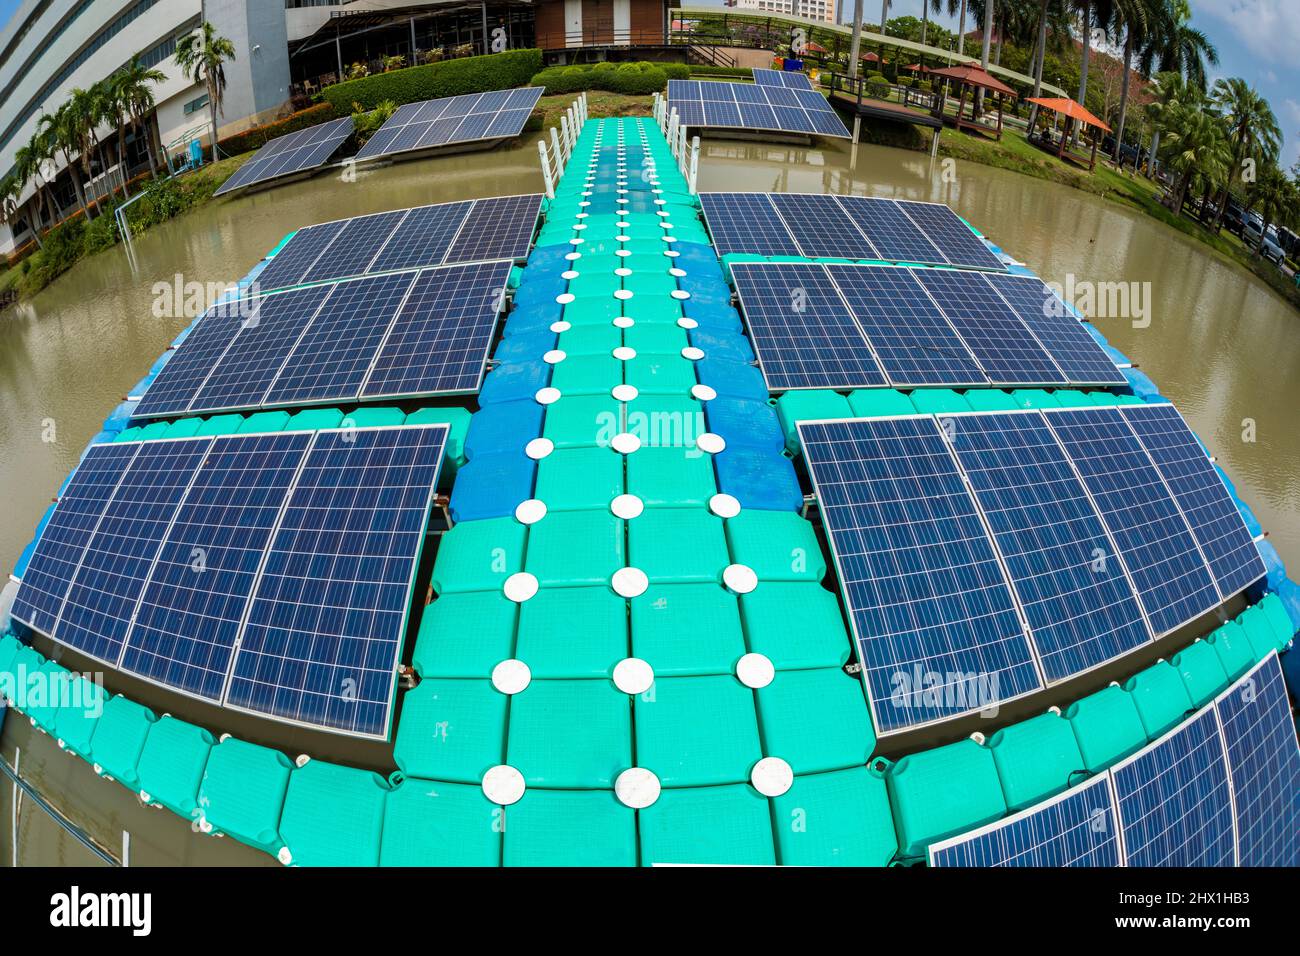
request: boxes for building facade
[732,0,836,25]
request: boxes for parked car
[1247,222,1286,265]
[1243,214,1266,245]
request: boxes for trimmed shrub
[529,61,667,96]
[687,65,752,78]
[662,63,691,80]
[866,77,890,98]
[218,102,337,156]
[319,49,543,112]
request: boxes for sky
[0,0,1291,164]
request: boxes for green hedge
[686,65,753,78]
[529,61,667,96]
[319,49,543,112]
[217,103,337,156]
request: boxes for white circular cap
[681,346,705,361]
[535,386,562,405]
[611,384,639,402]
[708,493,742,518]
[615,235,631,243]
[676,317,698,330]
[750,757,794,797]
[515,499,547,525]
[565,251,582,260]
[612,346,637,361]
[612,316,635,329]
[616,221,630,228]
[690,383,717,401]
[723,563,759,595]
[663,249,680,258]
[615,248,632,257]
[669,268,688,277]
[481,765,526,806]
[660,222,674,230]
[670,289,690,300]
[543,349,566,364]
[614,289,633,301]
[556,292,576,305]
[573,223,587,231]
[610,432,641,455]
[492,659,532,695]
[613,658,655,695]
[654,197,668,204]
[525,437,554,460]
[662,236,677,243]
[657,210,672,217]
[695,432,726,454]
[610,493,644,519]
[611,566,649,598]
[503,571,539,603]
[569,237,584,246]
[615,267,633,277]
[561,270,580,280]
[550,320,571,333]
[615,768,661,809]
[736,652,775,688]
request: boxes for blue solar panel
[798,417,1042,734]
[1213,653,1300,866]
[53,439,214,666]
[896,200,1006,272]
[120,433,313,700]
[444,194,542,264]
[225,426,447,738]
[770,193,877,259]
[10,443,142,636]
[752,68,813,89]
[947,412,1151,682]
[699,193,801,257]
[825,265,987,386]
[361,260,512,399]
[1111,707,1236,867]
[914,270,1067,385]
[214,116,354,197]
[263,273,416,407]
[667,80,850,138]
[253,220,348,292]
[985,274,1127,385]
[928,774,1121,866]
[1045,407,1221,637]
[837,196,947,265]
[367,201,471,273]
[301,209,410,284]
[1122,403,1266,599]
[354,87,542,161]
[187,286,333,415]
[729,262,886,389]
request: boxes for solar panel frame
[667,80,851,139]
[928,773,1123,867]
[1212,652,1300,867]
[798,415,1044,735]
[752,68,814,89]
[1110,706,1237,867]
[698,193,802,257]
[770,193,879,260]
[895,199,1007,272]
[222,424,449,739]
[213,116,354,197]
[835,195,948,267]
[354,86,543,162]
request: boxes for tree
[1106,0,1154,162]
[1143,70,1192,176]
[39,106,91,221]
[175,21,237,159]
[11,143,47,249]
[1244,162,1298,250]
[116,54,167,179]
[1209,77,1281,230]
[1159,94,1230,215]
[66,86,107,211]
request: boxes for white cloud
[1194,0,1300,64]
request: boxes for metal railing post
[549,126,563,175]
[538,140,555,199]
[688,135,700,194]
[667,109,679,156]
[561,114,573,161]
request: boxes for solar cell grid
[946,411,1151,682]
[699,194,800,257]
[1044,407,1221,637]
[445,194,542,264]
[368,200,471,273]
[798,416,1042,734]
[354,87,542,161]
[928,774,1121,866]
[252,220,348,292]
[301,208,409,284]
[1111,707,1236,867]
[771,193,878,259]
[896,200,1006,272]
[667,80,850,138]
[130,301,251,418]
[214,117,354,197]
[1121,403,1266,599]
[836,195,946,265]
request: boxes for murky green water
[1,131,1295,865]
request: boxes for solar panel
[798,416,1042,734]
[986,274,1127,386]
[1213,653,1300,866]
[698,193,801,257]
[894,200,1006,272]
[354,86,543,162]
[10,443,142,636]
[752,68,814,89]
[48,439,215,666]
[1121,403,1266,599]
[667,80,851,138]
[1044,407,1220,637]
[946,412,1151,682]
[120,432,313,701]
[913,269,1066,385]
[225,426,447,738]
[361,259,513,399]
[825,265,988,387]
[770,193,878,259]
[928,774,1121,867]
[214,117,354,197]
[1110,707,1236,866]
[837,195,947,266]
[251,194,539,294]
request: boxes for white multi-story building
[732,0,837,25]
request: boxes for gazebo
[1026,97,1112,171]
[929,63,1016,141]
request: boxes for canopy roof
[1026,97,1112,132]
[929,63,1017,96]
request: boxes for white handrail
[537,140,555,199]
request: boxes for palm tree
[1072,0,1114,144]
[12,144,47,249]
[1105,0,1152,162]
[39,106,91,221]
[1159,96,1229,215]
[175,21,237,159]
[1149,0,1216,90]
[1244,162,1298,251]
[1142,70,1192,177]
[104,73,136,197]
[65,86,107,209]
[119,54,167,178]
[1025,0,1054,131]
[1208,77,1281,230]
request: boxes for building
[0,0,674,257]
[732,0,836,25]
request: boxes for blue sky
[0,0,1291,164]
